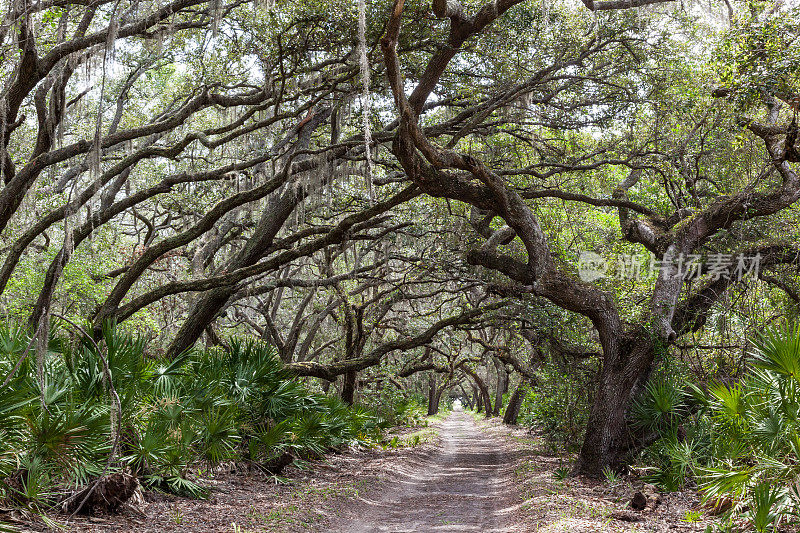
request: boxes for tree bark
[434,386,446,413]
[463,367,492,419]
[572,333,655,475]
[502,380,527,425]
[427,374,439,416]
[493,360,508,416]
[341,369,357,405]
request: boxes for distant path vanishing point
[326,410,520,532]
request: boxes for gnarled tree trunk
[573,332,655,475]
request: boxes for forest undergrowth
[0,323,430,531]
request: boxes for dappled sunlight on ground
[324,411,523,532]
[489,419,711,532]
[54,414,713,532]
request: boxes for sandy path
[325,410,519,532]
[30,410,713,532]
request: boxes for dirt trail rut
[326,410,519,532]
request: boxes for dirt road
[325,410,519,532]
[58,409,711,532]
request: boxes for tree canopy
[0,0,799,479]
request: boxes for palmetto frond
[0,325,385,507]
[752,324,800,381]
[632,378,686,433]
[699,324,800,528]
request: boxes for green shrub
[694,325,800,531]
[632,375,714,491]
[360,386,427,428]
[519,366,592,451]
[0,323,386,512]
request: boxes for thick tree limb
[285,301,506,380]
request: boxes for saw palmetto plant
[695,325,800,532]
[0,322,385,510]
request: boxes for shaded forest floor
[15,411,713,532]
